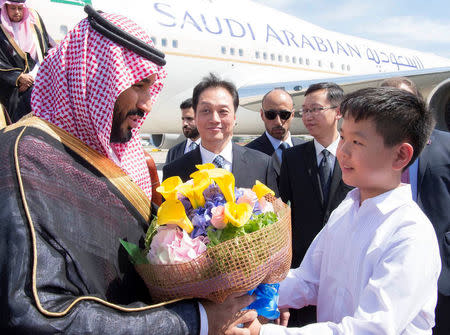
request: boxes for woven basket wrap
[136,195,292,303]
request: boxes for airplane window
[292,57,297,63]
[172,40,178,48]
[161,38,167,47]
[263,52,267,60]
[341,64,345,70]
[347,65,351,71]
[299,57,303,64]
[221,46,226,54]
[330,62,334,69]
[306,58,310,65]
[318,60,322,67]
[230,48,235,55]
[255,51,260,59]
[271,54,275,61]
[285,56,290,62]
[239,49,244,56]
[151,36,157,45]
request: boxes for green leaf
[144,215,159,254]
[120,239,149,265]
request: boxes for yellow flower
[203,168,236,203]
[177,173,211,208]
[157,199,194,233]
[156,176,182,201]
[252,180,275,199]
[224,201,253,227]
[195,163,216,170]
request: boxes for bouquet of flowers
[121,163,291,318]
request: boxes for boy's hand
[274,308,290,326]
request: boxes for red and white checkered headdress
[32,12,167,200]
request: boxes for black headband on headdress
[84,5,166,66]
[5,0,26,3]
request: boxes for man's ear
[335,106,342,120]
[260,108,265,121]
[393,142,414,171]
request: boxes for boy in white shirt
[248,87,441,334]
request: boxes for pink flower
[258,197,274,213]
[148,226,207,264]
[210,205,227,229]
[236,188,258,208]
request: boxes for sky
[253,0,450,59]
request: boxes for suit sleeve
[279,152,292,204]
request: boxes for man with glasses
[278,82,353,327]
[246,89,304,164]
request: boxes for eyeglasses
[299,106,337,117]
[263,108,293,120]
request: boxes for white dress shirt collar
[199,140,233,171]
[347,184,413,213]
[184,138,201,154]
[265,131,293,150]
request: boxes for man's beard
[183,127,199,140]
[110,109,144,143]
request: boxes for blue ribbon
[246,283,280,320]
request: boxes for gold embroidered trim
[0,23,28,71]
[12,116,151,221]
[13,118,181,317]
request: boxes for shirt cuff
[198,302,208,335]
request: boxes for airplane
[31,0,450,148]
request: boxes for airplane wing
[239,67,450,132]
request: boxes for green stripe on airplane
[51,0,92,6]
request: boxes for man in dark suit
[163,73,275,191]
[381,77,450,335]
[279,82,353,327]
[246,89,304,157]
[246,89,304,187]
[165,98,200,164]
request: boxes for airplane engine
[428,78,450,132]
[150,133,185,149]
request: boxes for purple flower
[203,185,226,204]
[179,195,194,219]
[191,207,211,238]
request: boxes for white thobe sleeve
[278,226,326,310]
[261,221,441,335]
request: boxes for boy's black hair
[179,98,193,110]
[340,87,433,169]
[192,73,239,112]
[305,82,344,107]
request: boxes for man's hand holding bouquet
[122,163,291,320]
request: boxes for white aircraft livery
[31,0,450,147]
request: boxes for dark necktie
[319,149,331,203]
[278,142,289,162]
[213,155,225,168]
[189,141,198,152]
[278,142,290,151]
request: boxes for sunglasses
[263,108,293,120]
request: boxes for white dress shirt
[313,136,339,174]
[199,140,233,171]
[266,131,294,162]
[261,185,441,334]
[184,138,201,154]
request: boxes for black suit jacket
[165,140,187,164]
[279,140,353,268]
[416,129,450,296]
[163,143,277,192]
[245,132,304,156]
